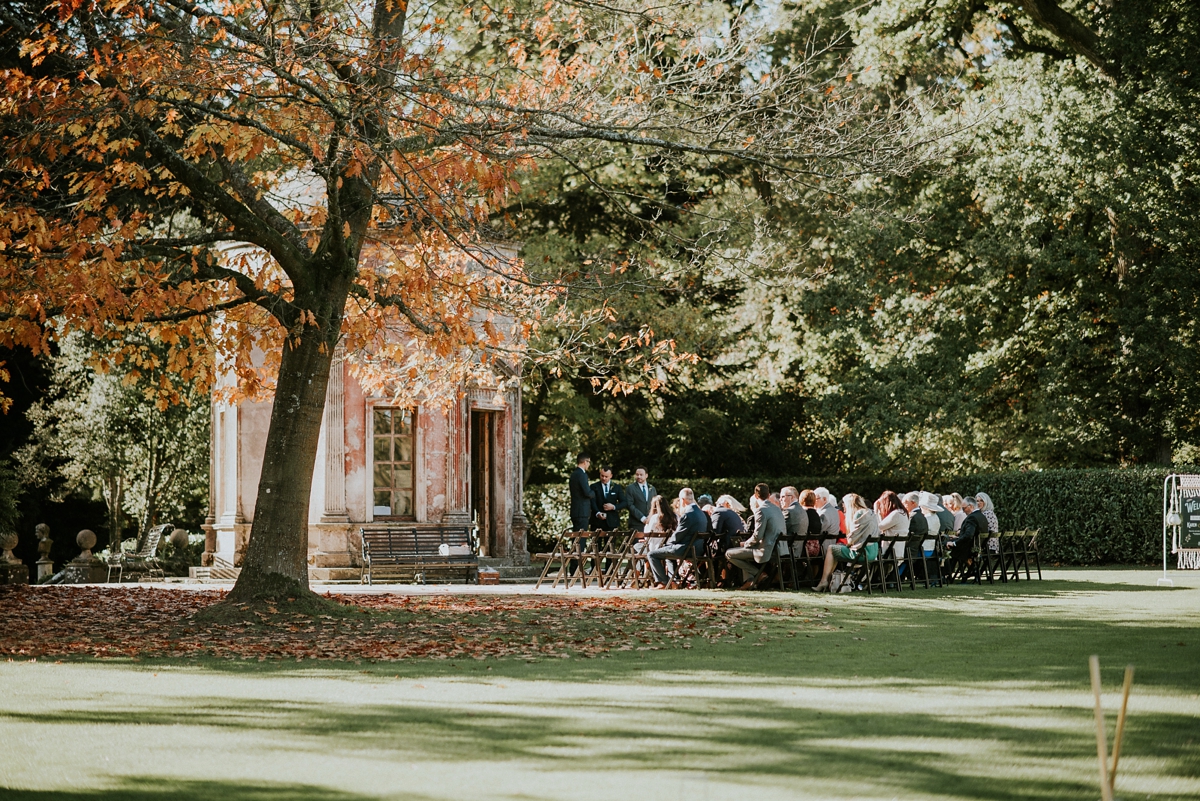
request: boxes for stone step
[309,567,361,582]
[188,566,241,582]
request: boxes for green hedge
[525,467,1192,565]
[957,467,1194,566]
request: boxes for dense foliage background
[517,0,1200,485]
[2,1,1196,571]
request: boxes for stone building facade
[202,350,529,579]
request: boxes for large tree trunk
[227,271,352,601]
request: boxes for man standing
[648,488,708,588]
[625,466,656,529]
[725,484,786,590]
[568,453,594,532]
[590,466,627,531]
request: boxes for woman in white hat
[918,492,942,555]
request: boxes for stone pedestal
[510,511,530,566]
[0,563,29,585]
[62,561,108,584]
[36,558,54,583]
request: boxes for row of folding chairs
[534,528,1041,592]
[966,530,1043,584]
[534,530,729,590]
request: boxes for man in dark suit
[648,488,708,587]
[726,484,786,589]
[590,466,627,531]
[945,495,988,581]
[625,466,656,529]
[568,453,594,532]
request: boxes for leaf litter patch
[0,586,831,663]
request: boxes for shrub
[957,466,1196,566]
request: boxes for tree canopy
[0,0,919,598]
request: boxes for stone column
[201,402,217,566]
[508,384,529,563]
[321,345,349,522]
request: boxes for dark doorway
[470,411,498,557]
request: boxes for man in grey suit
[647,488,708,588]
[568,453,594,532]
[815,487,841,552]
[780,485,808,537]
[625,466,656,529]
[726,483,786,589]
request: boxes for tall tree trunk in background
[105,473,123,553]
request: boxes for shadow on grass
[0,779,413,801]
[100,599,1197,696]
[3,696,1197,801]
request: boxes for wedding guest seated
[815,487,840,542]
[725,484,785,590]
[975,491,999,553]
[976,492,999,533]
[917,492,942,553]
[812,494,880,592]
[696,494,716,533]
[640,495,676,552]
[780,486,808,540]
[799,489,824,556]
[943,493,966,531]
[901,491,929,542]
[932,493,954,535]
[647,488,708,588]
[711,494,747,586]
[875,490,910,557]
[712,495,747,549]
[944,495,988,580]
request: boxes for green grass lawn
[2,569,1198,800]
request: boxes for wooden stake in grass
[1109,665,1135,787]
[1089,655,1114,801]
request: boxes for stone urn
[75,529,97,562]
[0,531,19,564]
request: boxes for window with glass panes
[372,408,415,518]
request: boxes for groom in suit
[568,453,594,532]
[625,466,656,529]
[590,466,627,531]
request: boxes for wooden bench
[359,525,478,585]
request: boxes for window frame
[370,405,417,521]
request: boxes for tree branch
[1012,0,1116,78]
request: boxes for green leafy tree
[773,0,1200,477]
[18,335,210,552]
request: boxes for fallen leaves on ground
[0,586,826,663]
